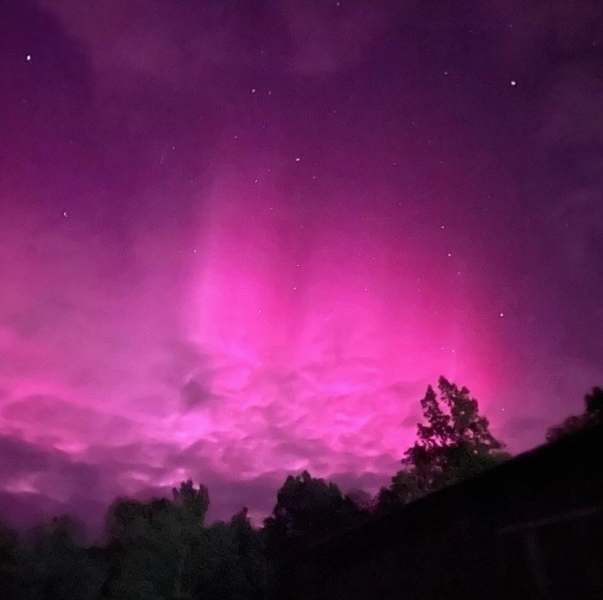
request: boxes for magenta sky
[1,0,602,537]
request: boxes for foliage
[9,516,107,600]
[377,377,510,511]
[172,479,210,526]
[99,481,267,600]
[263,470,366,552]
[0,523,18,597]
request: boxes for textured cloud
[2,396,135,447]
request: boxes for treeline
[0,378,600,600]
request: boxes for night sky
[1,0,602,536]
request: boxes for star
[510,80,517,86]
[62,210,68,218]
[295,157,301,162]
[26,54,31,61]
[499,312,504,317]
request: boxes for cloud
[2,396,136,446]
[0,434,111,536]
[181,380,219,410]
[0,491,63,532]
[0,435,51,480]
[157,339,207,388]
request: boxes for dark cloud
[0,490,63,532]
[2,396,135,445]
[181,380,217,409]
[0,435,51,479]
[0,434,109,537]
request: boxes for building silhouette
[286,424,603,600]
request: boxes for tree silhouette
[0,524,18,598]
[378,376,509,510]
[264,470,365,552]
[14,516,106,600]
[172,479,210,526]
[262,471,367,600]
[546,386,603,442]
[102,481,264,600]
[103,483,211,600]
[104,498,185,599]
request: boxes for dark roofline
[296,423,603,564]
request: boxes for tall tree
[546,386,603,442]
[379,376,509,509]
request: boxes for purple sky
[1,0,602,537]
